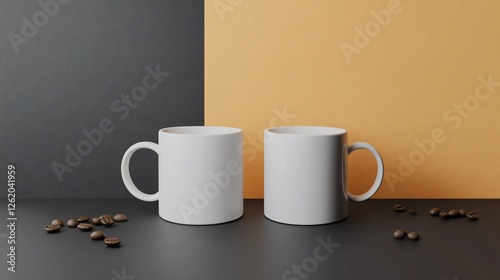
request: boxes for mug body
[264,126,348,225]
[159,126,243,225]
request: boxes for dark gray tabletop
[1,199,499,280]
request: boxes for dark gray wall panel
[0,0,204,198]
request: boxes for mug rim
[266,126,347,136]
[159,126,241,135]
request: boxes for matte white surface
[121,126,243,225]
[264,126,384,225]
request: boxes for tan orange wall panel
[205,0,500,198]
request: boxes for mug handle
[121,141,160,202]
[347,142,384,202]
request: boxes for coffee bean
[67,219,79,228]
[466,212,479,220]
[77,216,90,223]
[51,219,64,227]
[77,223,94,231]
[101,216,114,226]
[439,212,449,219]
[99,214,112,220]
[393,229,407,240]
[104,237,121,247]
[448,210,462,218]
[45,224,61,233]
[393,204,406,212]
[408,208,417,215]
[91,217,102,225]
[113,214,127,222]
[429,207,441,216]
[90,230,105,240]
[459,210,467,217]
[407,232,420,241]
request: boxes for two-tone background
[1,0,500,199]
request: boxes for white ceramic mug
[121,126,243,225]
[264,126,384,225]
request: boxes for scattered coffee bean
[407,232,420,241]
[101,216,114,226]
[439,212,449,219]
[430,207,479,221]
[393,229,407,240]
[104,237,121,247]
[408,208,417,215]
[448,210,462,218]
[99,214,112,219]
[393,204,406,212]
[77,216,90,223]
[45,224,61,233]
[77,223,94,231]
[47,214,128,248]
[51,219,64,227]
[91,217,102,225]
[429,207,441,216]
[113,214,127,222]
[90,230,105,240]
[466,212,479,220]
[67,219,79,228]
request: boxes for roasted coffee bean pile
[44,213,127,247]
[428,207,479,220]
[393,204,480,241]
